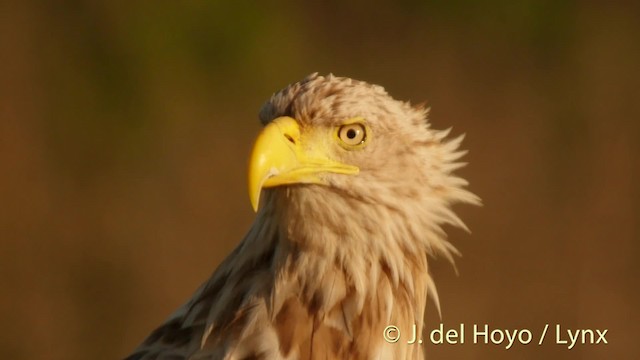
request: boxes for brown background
[1,1,638,359]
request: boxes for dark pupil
[346,128,357,139]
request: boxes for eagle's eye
[337,123,367,147]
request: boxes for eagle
[126,73,480,360]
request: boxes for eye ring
[337,123,366,146]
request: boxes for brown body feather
[126,74,479,360]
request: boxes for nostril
[284,134,296,144]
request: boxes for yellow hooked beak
[248,116,359,211]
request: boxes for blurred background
[1,1,638,359]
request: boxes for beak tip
[249,186,261,213]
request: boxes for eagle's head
[248,73,479,305]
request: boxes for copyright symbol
[383,325,400,343]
